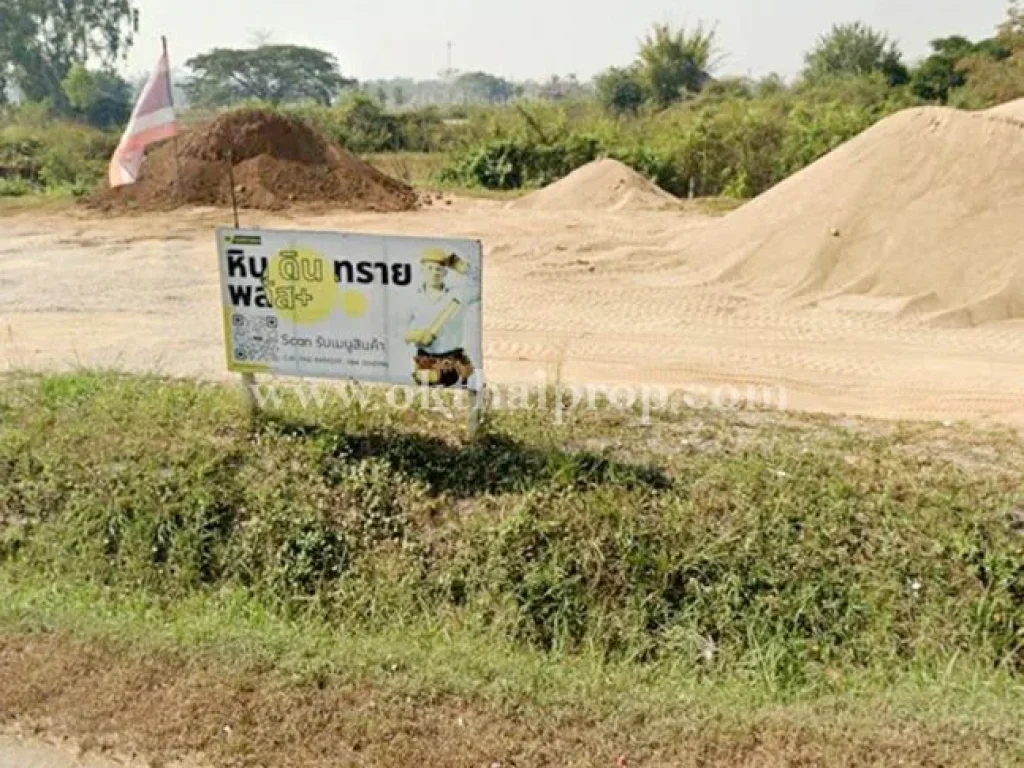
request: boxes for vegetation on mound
[0,373,1020,691]
[0,105,118,198]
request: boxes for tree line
[3,0,1024,200]
[595,16,1020,114]
[3,0,1024,128]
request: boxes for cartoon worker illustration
[404,247,481,387]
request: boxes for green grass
[0,371,1021,752]
[0,190,78,214]
[2,569,1020,726]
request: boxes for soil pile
[679,106,1024,326]
[510,158,678,212]
[92,109,417,212]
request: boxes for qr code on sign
[232,314,279,363]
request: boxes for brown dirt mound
[90,109,417,213]
[510,158,678,212]
[674,105,1024,326]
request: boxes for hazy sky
[127,0,1009,82]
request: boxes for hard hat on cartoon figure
[404,247,477,387]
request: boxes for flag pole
[162,36,183,200]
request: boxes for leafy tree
[455,71,516,103]
[595,65,648,115]
[911,36,1010,102]
[944,2,1024,108]
[184,45,354,107]
[911,37,975,102]
[62,63,132,127]
[950,51,1024,108]
[61,63,98,110]
[638,22,717,107]
[803,22,909,87]
[0,0,138,111]
[1001,0,1024,44]
[333,91,400,150]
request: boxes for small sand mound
[91,109,417,212]
[511,158,678,212]
[676,105,1024,326]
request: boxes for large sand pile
[679,105,1024,326]
[92,109,417,212]
[511,158,678,212]
[985,97,1024,121]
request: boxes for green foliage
[439,79,914,197]
[285,94,448,153]
[0,104,117,195]
[0,0,138,111]
[803,22,909,87]
[62,64,99,111]
[61,64,132,128]
[1,373,1021,683]
[455,71,517,104]
[595,65,649,115]
[320,92,399,150]
[439,134,601,189]
[638,22,717,107]
[911,36,1011,103]
[950,52,1024,109]
[185,44,356,107]
[943,2,1024,108]
[0,175,32,196]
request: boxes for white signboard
[216,227,483,389]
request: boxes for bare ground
[2,200,1024,425]
[3,199,1024,765]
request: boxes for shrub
[0,106,117,195]
[439,134,601,189]
[0,176,33,196]
[286,95,450,154]
[437,77,916,198]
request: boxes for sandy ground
[0,738,124,768]
[0,737,109,768]
[0,729,158,768]
[0,730,199,768]
[2,199,1024,425]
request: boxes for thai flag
[108,44,179,187]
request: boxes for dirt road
[3,199,1023,425]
